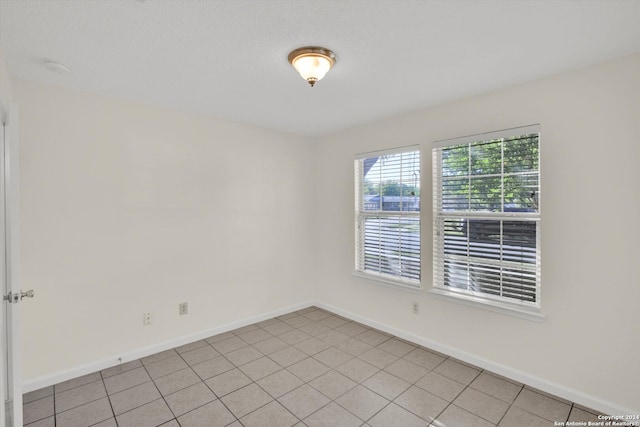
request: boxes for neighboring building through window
[355,147,421,289]
[432,125,541,314]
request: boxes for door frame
[0,108,6,427]
[1,101,22,427]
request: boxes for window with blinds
[432,125,540,310]
[355,148,421,289]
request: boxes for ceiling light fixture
[43,60,70,74]
[288,46,336,87]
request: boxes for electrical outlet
[143,312,152,325]
[412,302,419,315]
[179,302,188,316]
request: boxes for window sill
[428,287,545,322]
[353,271,423,294]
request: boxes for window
[355,147,421,289]
[432,125,540,314]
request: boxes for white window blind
[432,126,541,309]
[355,148,421,288]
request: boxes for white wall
[16,80,315,381]
[312,54,640,413]
[0,44,13,109]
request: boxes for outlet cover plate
[179,302,188,315]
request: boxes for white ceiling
[1,0,639,137]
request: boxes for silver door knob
[20,289,34,299]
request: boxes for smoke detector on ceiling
[43,60,70,74]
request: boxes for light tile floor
[23,307,604,427]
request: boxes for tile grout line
[495,383,526,426]
[139,355,179,427]
[53,382,57,427]
[427,366,483,427]
[100,369,118,427]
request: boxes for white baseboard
[22,301,314,394]
[314,301,637,417]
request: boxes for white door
[1,104,25,427]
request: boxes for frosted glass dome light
[288,47,336,87]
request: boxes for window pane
[442,177,469,211]
[470,140,502,175]
[469,263,502,296]
[504,173,538,211]
[443,259,470,290]
[442,145,468,177]
[362,156,381,210]
[363,195,380,211]
[504,135,538,173]
[466,219,501,244]
[502,220,537,262]
[362,216,420,281]
[379,156,402,212]
[470,176,501,211]
[442,218,467,256]
[363,152,420,213]
[400,151,420,212]
[502,267,537,303]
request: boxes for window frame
[354,146,422,291]
[431,125,543,320]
